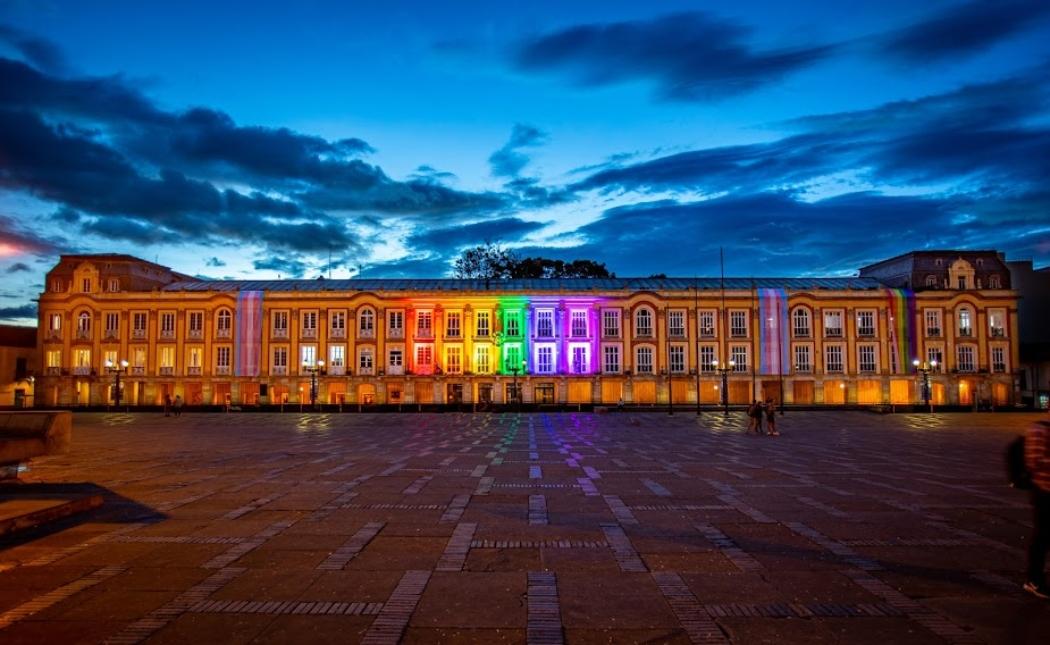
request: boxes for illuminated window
[794,345,811,372]
[858,344,877,373]
[602,309,620,337]
[159,346,175,369]
[856,310,875,337]
[988,309,1006,337]
[446,346,462,374]
[446,312,461,338]
[570,344,589,373]
[474,346,491,374]
[536,346,554,373]
[731,346,748,371]
[792,308,810,338]
[927,346,943,371]
[956,345,975,372]
[476,311,490,337]
[536,310,554,337]
[729,310,747,338]
[824,310,843,337]
[925,309,941,336]
[189,346,202,368]
[570,311,588,338]
[329,345,345,368]
[505,311,521,336]
[699,310,715,337]
[825,345,843,373]
[299,344,316,366]
[700,345,716,372]
[669,345,685,373]
[635,346,653,374]
[958,308,973,337]
[47,349,61,368]
[49,313,62,331]
[603,345,620,373]
[668,310,685,337]
[635,308,653,337]
[417,310,433,337]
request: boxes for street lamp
[302,359,325,409]
[104,358,129,410]
[912,358,937,413]
[713,359,736,417]
[508,359,525,407]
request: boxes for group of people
[746,399,779,436]
[163,394,184,417]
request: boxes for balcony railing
[46,366,61,375]
[215,365,231,375]
[992,363,1007,373]
[272,328,288,339]
[187,366,202,376]
[188,329,203,340]
[699,328,715,338]
[729,329,747,338]
[132,328,147,340]
[857,328,875,337]
[388,329,405,339]
[159,330,175,340]
[958,328,973,338]
[46,330,62,341]
[387,366,404,376]
[415,329,434,340]
[329,328,346,339]
[216,328,232,339]
[990,328,1005,338]
[636,329,654,338]
[302,327,317,339]
[76,329,91,340]
[825,329,843,338]
[794,365,813,374]
[793,330,811,339]
[926,328,941,337]
[358,328,375,339]
[328,365,345,376]
[602,329,621,339]
[826,365,844,374]
[668,329,686,339]
[72,366,91,375]
[104,329,119,340]
[131,366,145,375]
[159,366,174,376]
[272,365,287,375]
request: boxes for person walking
[173,394,184,417]
[746,400,759,433]
[765,399,779,436]
[1024,418,1050,599]
[163,394,172,417]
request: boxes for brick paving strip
[204,518,296,569]
[440,493,472,523]
[342,503,445,511]
[600,523,648,572]
[530,465,543,479]
[526,571,564,645]
[529,495,549,525]
[188,599,384,616]
[694,523,763,573]
[435,522,477,571]
[603,495,638,525]
[360,570,431,645]
[113,535,246,544]
[474,476,494,495]
[316,521,386,571]
[0,565,126,630]
[630,504,732,512]
[642,478,673,497]
[795,496,851,519]
[320,460,355,476]
[650,571,727,644]
[784,522,882,571]
[223,491,285,520]
[702,602,904,618]
[401,474,433,495]
[470,539,607,549]
[154,491,215,513]
[577,478,599,496]
[104,566,246,644]
[844,569,985,644]
[25,522,149,567]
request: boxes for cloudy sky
[1,0,1049,323]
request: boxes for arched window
[634,308,653,337]
[925,275,938,287]
[957,307,973,337]
[791,308,810,337]
[217,309,232,337]
[359,308,375,337]
[77,312,91,332]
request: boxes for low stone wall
[0,411,72,466]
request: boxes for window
[330,311,345,335]
[132,347,146,369]
[925,275,938,287]
[217,309,232,336]
[329,345,345,368]
[603,345,621,373]
[925,309,941,337]
[216,346,231,369]
[301,311,317,337]
[50,279,63,292]
[824,310,843,337]
[108,278,120,292]
[160,312,175,337]
[73,348,91,372]
[570,311,588,338]
[792,308,810,338]
[988,309,1006,337]
[570,345,589,373]
[476,311,490,337]
[359,347,375,374]
[537,346,554,374]
[669,345,685,373]
[415,344,432,369]
[602,310,621,338]
[958,308,973,337]
[446,346,462,374]
[81,278,91,293]
[388,310,404,337]
[958,276,967,290]
[417,310,433,337]
[635,346,653,374]
[825,345,844,373]
[504,343,523,372]
[474,346,491,374]
[188,347,202,369]
[359,308,375,337]
[272,311,288,337]
[859,345,877,373]
[668,310,685,337]
[730,310,747,338]
[731,346,748,372]
[956,345,975,372]
[446,312,461,338]
[535,384,555,404]
[635,308,653,337]
[991,346,1006,373]
[505,311,521,336]
[857,310,875,337]
[189,311,203,337]
[105,312,120,337]
[927,346,943,371]
[388,349,403,372]
[536,310,554,338]
[104,349,117,368]
[273,346,288,369]
[794,345,811,372]
[49,313,62,331]
[299,344,317,367]
[989,274,1001,289]
[700,345,716,372]
[47,349,61,369]
[77,312,91,337]
[699,310,716,338]
[159,346,175,369]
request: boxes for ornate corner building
[33,251,1019,409]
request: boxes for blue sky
[1,0,1049,322]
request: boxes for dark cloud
[882,1,1050,62]
[253,256,308,278]
[0,303,37,320]
[205,257,226,267]
[512,12,835,101]
[0,24,67,73]
[356,256,453,278]
[0,214,64,256]
[5,262,31,273]
[489,124,548,177]
[407,217,548,255]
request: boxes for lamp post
[912,358,937,413]
[509,359,525,407]
[713,359,736,417]
[104,358,129,411]
[302,359,325,409]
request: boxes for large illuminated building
[34,251,1018,409]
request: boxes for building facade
[34,253,1019,409]
[0,325,37,408]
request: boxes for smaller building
[1008,259,1050,408]
[0,325,37,408]
[859,250,1010,291]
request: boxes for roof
[162,276,885,293]
[0,325,36,348]
[860,249,1002,270]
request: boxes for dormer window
[989,274,1001,289]
[925,275,937,288]
[50,279,64,292]
[81,278,92,293]
[107,278,120,292]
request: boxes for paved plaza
[0,411,1048,644]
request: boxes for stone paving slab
[0,411,1049,643]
